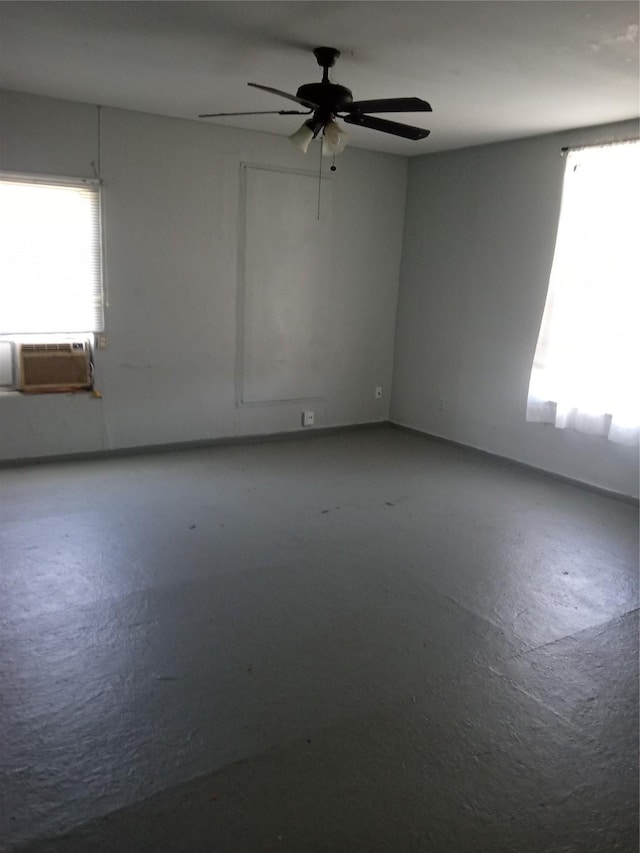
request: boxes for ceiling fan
[199,46,431,156]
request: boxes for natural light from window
[0,175,103,335]
[526,139,639,445]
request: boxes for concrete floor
[1,425,638,852]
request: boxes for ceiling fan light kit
[199,46,431,161]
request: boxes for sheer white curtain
[526,140,639,445]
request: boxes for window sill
[0,388,99,398]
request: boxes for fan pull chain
[317,136,323,220]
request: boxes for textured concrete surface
[1,426,638,851]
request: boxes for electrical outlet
[375,386,383,399]
[96,334,108,350]
[438,397,445,412]
[302,411,314,427]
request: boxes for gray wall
[391,120,639,498]
[0,90,407,458]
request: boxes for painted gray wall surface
[391,120,639,498]
[0,90,407,458]
[240,165,332,405]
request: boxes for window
[0,173,104,391]
[526,139,639,445]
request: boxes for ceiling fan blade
[199,109,311,118]
[345,97,432,114]
[248,82,319,110]
[343,113,430,140]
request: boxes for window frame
[0,171,105,394]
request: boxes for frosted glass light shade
[322,120,347,156]
[289,122,315,153]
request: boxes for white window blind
[0,174,104,334]
[526,139,639,445]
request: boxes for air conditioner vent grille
[18,341,91,393]
[21,342,86,353]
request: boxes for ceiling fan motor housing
[296,82,353,115]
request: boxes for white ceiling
[0,1,638,156]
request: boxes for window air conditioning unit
[18,342,92,393]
